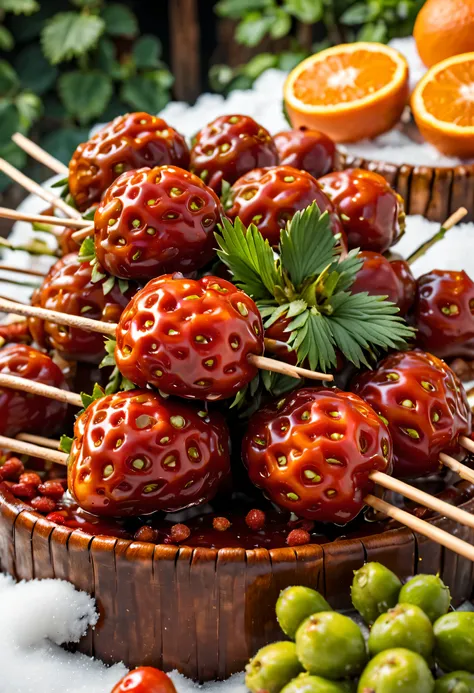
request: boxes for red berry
[10,483,37,500]
[274,128,336,179]
[319,168,405,253]
[68,389,230,517]
[351,251,416,315]
[0,321,31,345]
[414,270,474,360]
[286,529,311,546]
[245,508,266,531]
[45,511,66,525]
[19,472,41,488]
[243,387,392,524]
[134,525,160,543]
[0,345,67,437]
[352,350,471,478]
[37,480,65,500]
[170,523,191,543]
[227,165,346,248]
[190,115,278,194]
[94,166,223,281]
[213,516,231,531]
[111,667,178,693]
[69,113,189,212]
[31,496,57,514]
[29,253,138,363]
[0,458,24,481]
[115,274,264,400]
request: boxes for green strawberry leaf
[50,176,68,189]
[91,263,106,283]
[80,383,105,410]
[59,434,73,454]
[102,275,116,296]
[58,70,113,125]
[41,13,105,65]
[78,236,95,262]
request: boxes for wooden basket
[1,482,474,682]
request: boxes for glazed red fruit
[111,668,177,693]
[68,390,230,517]
[190,114,278,194]
[352,350,471,479]
[351,251,416,315]
[273,128,336,179]
[115,274,264,400]
[227,165,346,247]
[59,226,80,256]
[69,112,190,212]
[0,344,68,437]
[414,269,474,359]
[94,165,223,280]
[28,252,137,363]
[319,168,405,253]
[0,321,31,345]
[242,387,392,524]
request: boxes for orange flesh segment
[292,50,399,106]
[421,59,474,126]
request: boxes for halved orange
[412,52,474,158]
[284,43,409,143]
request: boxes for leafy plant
[0,0,174,189]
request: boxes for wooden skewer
[16,433,61,449]
[407,207,468,265]
[11,133,69,177]
[72,225,93,243]
[0,374,82,407]
[439,452,474,484]
[365,494,474,562]
[0,158,82,220]
[0,207,90,231]
[370,470,474,529]
[0,435,67,466]
[0,264,46,278]
[460,436,474,455]
[0,297,334,383]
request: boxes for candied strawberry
[68,389,230,517]
[226,165,346,248]
[0,321,31,345]
[111,667,177,693]
[351,251,416,315]
[94,166,223,280]
[242,387,392,524]
[352,350,471,478]
[115,274,264,400]
[319,168,405,253]
[414,269,474,360]
[28,252,137,363]
[58,226,79,256]
[0,345,67,437]
[273,128,336,178]
[69,112,189,212]
[190,114,278,194]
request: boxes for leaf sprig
[216,202,415,373]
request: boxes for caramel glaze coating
[351,251,416,315]
[274,128,336,179]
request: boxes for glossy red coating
[274,128,336,179]
[414,269,474,360]
[0,344,68,437]
[94,166,223,280]
[227,165,346,248]
[352,350,471,479]
[68,389,231,517]
[190,114,278,194]
[111,667,178,693]
[351,251,416,315]
[29,252,137,363]
[115,274,264,400]
[0,321,31,345]
[242,387,392,524]
[69,112,189,211]
[319,168,405,253]
[58,226,79,256]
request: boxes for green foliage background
[0,0,424,191]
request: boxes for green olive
[434,612,474,673]
[281,674,354,693]
[357,648,434,693]
[399,575,451,623]
[351,562,401,625]
[295,611,367,680]
[434,671,474,693]
[368,603,434,660]
[246,642,303,693]
[277,587,332,639]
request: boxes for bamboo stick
[408,207,468,265]
[0,158,82,220]
[0,374,82,407]
[0,207,89,230]
[0,435,68,466]
[0,264,46,278]
[439,452,474,484]
[460,436,474,455]
[72,226,92,243]
[16,433,61,449]
[12,133,69,176]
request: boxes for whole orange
[414,0,474,68]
